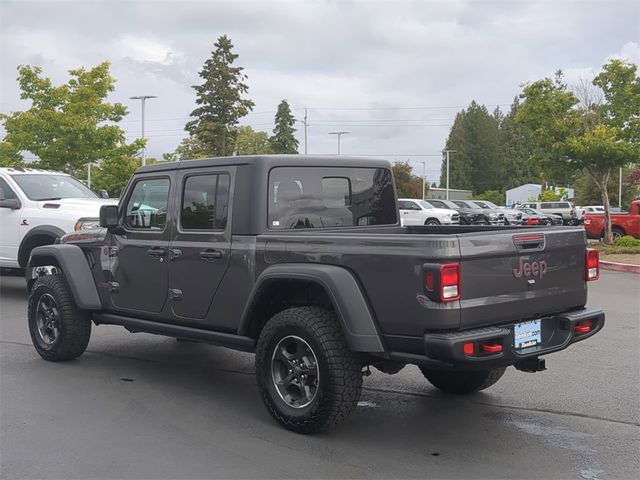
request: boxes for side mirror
[99,205,119,228]
[98,189,109,199]
[0,198,21,209]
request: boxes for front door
[0,177,22,266]
[110,175,173,315]
[168,169,232,320]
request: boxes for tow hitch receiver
[514,357,546,373]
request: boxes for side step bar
[93,313,256,353]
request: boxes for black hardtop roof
[136,154,393,174]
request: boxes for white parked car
[0,167,117,269]
[398,198,460,226]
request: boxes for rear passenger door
[168,169,232,320]
[399,200,423,225]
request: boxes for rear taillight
[440,263,460,302]
[585,248,599,281]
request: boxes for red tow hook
[574,319,593,334]
[481,343,503,353]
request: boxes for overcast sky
[1,0,638,183]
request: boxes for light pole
[442,149,456,200]
[129,95,157,166]
[619,167,623,209]
[85,161,99,189]
[422,161,426,200]
[329,131,350,155]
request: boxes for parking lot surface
[1,270,638,479]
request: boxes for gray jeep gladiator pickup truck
[26,155,604,433]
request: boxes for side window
[322,177,351,208]
[0,177,18,200]
[124,178,170,230]
[181,173,230,230]
[409,202,421,210]
[398,201,408,210]
[540,203,551,209]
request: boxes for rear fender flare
[239,263,385,353]
[27,244,101,310]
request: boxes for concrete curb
[600,261,640,274]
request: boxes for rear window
[268,166,397,229]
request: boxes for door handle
[199,249,223,260]
[147,247,166,257]
[169,248,182,260]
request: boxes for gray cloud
[1,0,638,182]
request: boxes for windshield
[481,201,499,208]
[453,200,472,209]
[418,200,434,209]
[10,174,97,201]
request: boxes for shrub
[614,235,640,247]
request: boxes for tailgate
[458,228,587,329]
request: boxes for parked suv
[0,167,116,269]
[523,201,578,225]
[398,198,459,226]
[26,155,604,434]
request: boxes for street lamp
[328,131,350,155]
[129,95,157,166]
[442,149,456,200]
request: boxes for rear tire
[612,227,625,239]
[28,275,91,362]
[255,307,363,433]
[419,367,506,394]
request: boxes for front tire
[420,367,506,394]
[425,219,440,226]
[255,307,363,433]
[28,275,91,361]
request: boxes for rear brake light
[463,342,474,355]
[585,248,599,281]
[440,263,460,302]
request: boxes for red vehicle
[583,199,640,239]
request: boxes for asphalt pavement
[1,270,638,479]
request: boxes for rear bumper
[388,308,604,370]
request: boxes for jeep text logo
[513,258,547,279]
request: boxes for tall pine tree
[185,35,254,156]
[270,100,298,154]
[440,101,500,193]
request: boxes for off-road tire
[425,219,440,226]
[28,275,91,361]
[420,367,506,394]
[255,307,363,434]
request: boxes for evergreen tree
[497,97,540,190]
[440,101,500,193]
[185,35,254,156]
[270,100,299,154]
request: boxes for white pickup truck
[0,167,117,269]
[398,198,460,226]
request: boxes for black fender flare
[18,225,66,267]
[27,244,101,310]
[238,263,385,353]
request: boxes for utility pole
[87,162,92,189]
[303,108,308,154]
[129,95,157,166]
[422,161,426,200]
[442,149,456,200]
[329,131,350,155]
